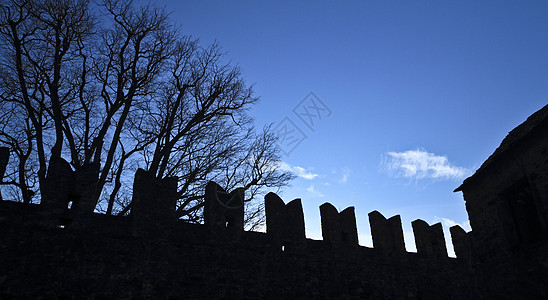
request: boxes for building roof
[455,104,548,192]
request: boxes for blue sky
[156,0,548,255]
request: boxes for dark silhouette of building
[0,105,547,299]
[454,103,548,299]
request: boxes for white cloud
[383,149,472,180]
[306,184,324,198]
[434,217,472,258]
[338,167,350,184]
[277,162,319,180]
[435,217,471,232]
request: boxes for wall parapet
[0,161,475,299]
[0,152,471,260]
[412,219,447,259]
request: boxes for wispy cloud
[329,167,350,184]
[435,217,471,231]
[383,149,471,180]
[338,167,350,184]
[277,162,319,180]
[434,217,471,258]
[306,184,325,198]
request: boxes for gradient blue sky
[155,0,548,255]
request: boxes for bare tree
[0,0,294,227]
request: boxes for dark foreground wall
[0,200,473,300]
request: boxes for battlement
[0,167,475,299]
[0,168,470,261]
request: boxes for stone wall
[0,201,474,300]
[0,163,476,299]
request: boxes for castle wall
[0,170,476,299]
[0,203,473,299]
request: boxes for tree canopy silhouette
[0,0,294,229]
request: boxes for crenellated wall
[0,162,476,299]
